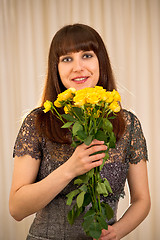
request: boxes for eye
[82,52,94,59]
[60,56,72,62]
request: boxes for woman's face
[58,50,99,90]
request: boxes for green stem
[51,107,73,133]
[84,107,88,134]
[96,106,106,130]
[73,104,85,124]
[95,167,102,213]
[88,184,95,208]
[93,116,97,135]
[51,107,65,124]
[91,173,98,211]
[89,118,93,134]
[97,195,101,213]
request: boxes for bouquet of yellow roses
[43,86,121,239]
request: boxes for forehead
[55,30,99,57]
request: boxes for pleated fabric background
[0,0,159,239]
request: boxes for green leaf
[101,202,114,220]
[61,122,73,128]
[67,208,74,225]
[76,130,87,141]
[84,209,95,219]
[101,205,107,219]
[88,222,102,239]
[95,130,108,142]
[106,203,114,220]
[72,122,83,136]
[74,205,84,218]
[62,114,76,122]
[67,204,84,225]
[77,174,89,184]
[84,135,93,146]
[67,205,78,225]
[74,178,83,185]
[97,215,108,230]
[66,189,79,205]
[83,192,92,207]
[76,191,85,208]
[103,118,113,132]
[82,215,95,232]
[104,178,113,193]
[108,132,116,148]
[79,184,88,192]
[96,182,108,195]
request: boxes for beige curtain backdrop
[0,0,159,239]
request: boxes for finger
[101,229,108,234]
[77,140,104,151]
[101,229,110,237]
[89,152,106,162]
[89,139,105,147]
[86,144,107,156]
[90,158,103,169]
[100,227,116,240]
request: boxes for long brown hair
[36,24,125,143]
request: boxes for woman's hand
[93,226,119,240]
[67,139,107,178]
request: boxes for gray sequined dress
[13,108,148,240]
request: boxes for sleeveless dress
[13,108,148,240]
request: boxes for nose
[72,58,84,72]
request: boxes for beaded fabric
[13,108,148,240]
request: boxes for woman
[9,24,150,240]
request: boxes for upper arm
[10,155,41,195]
[127,160,150,204]
[11,109,42,194]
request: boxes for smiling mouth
[72,77,89,83]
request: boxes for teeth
[74,77,87,81]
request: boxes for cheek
[93,62,100,79]
[58,66,67,83]
[57,64,62,77]
[58,64,71,79]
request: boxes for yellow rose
[43,100,52,113]
[105,92,114,103]
[64,106,68,114]
[112,89,121,102]
[54,100,62,108]
[73,89,87,106]
[86,92,100,104]
[57,88,76,102]
[64,105,71,114]
[73,94,86,106]
[94,86,104,91]
[99,92,107,101]
[94,86,106,96]
[69,87,76,93]
[109,101,121,113]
